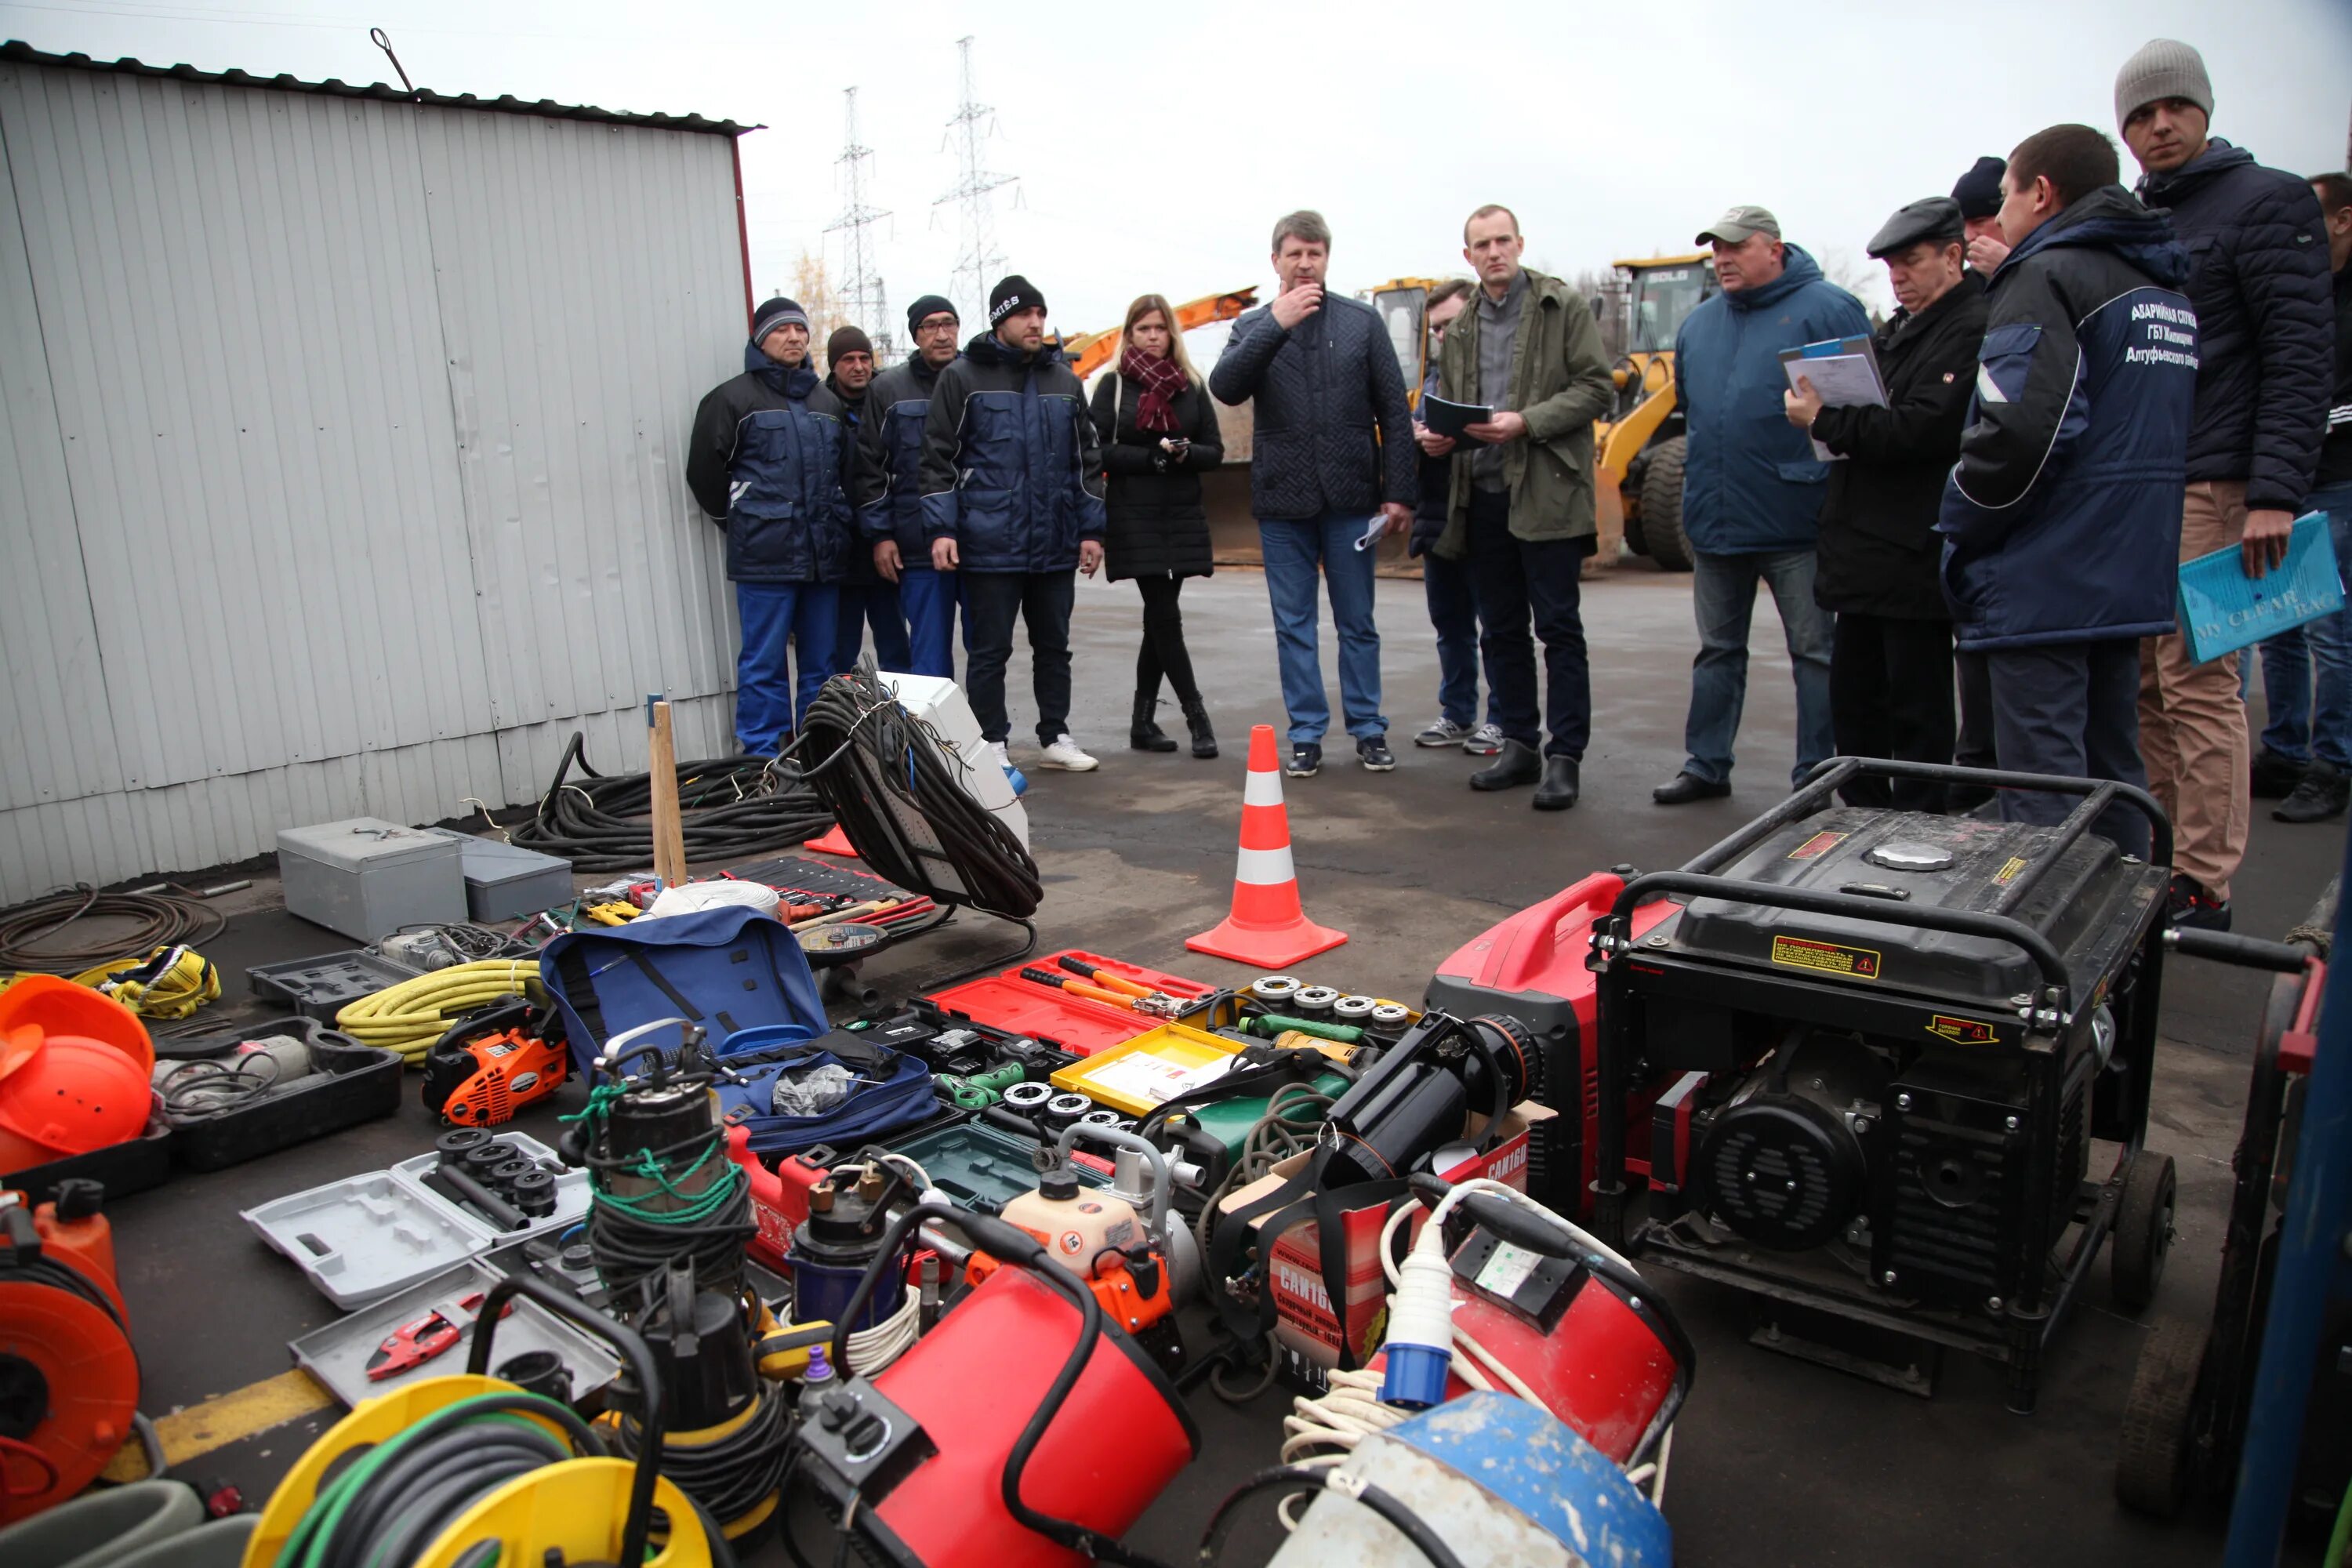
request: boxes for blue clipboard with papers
[2175,511,2343,665]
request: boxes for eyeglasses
[915,317,960,336]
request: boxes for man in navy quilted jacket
[1210,211,1417,779]
[2116,38,2332,931]
[918,275,1108,775]
[1939,125,2197,858]
[687,296,853,756]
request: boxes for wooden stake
[647,699,688,887]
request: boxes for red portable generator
[785,1207,1196,1566]
[1426,870,1677,1215]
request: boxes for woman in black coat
[1091,293,1225,757]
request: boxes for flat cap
[1866,197,1965,260]
[1695,204,1780,246]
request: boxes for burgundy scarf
[1119,343,1189,434]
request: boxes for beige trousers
[2139,480,2252,899]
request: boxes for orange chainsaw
[421,999,568,1127]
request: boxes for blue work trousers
[734,580,840,754]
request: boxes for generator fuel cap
[1864,841,1955,873]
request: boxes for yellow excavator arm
[1062,286,1261,381]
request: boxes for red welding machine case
[1426,871,1675,1217]
[848,1265,1198,1566]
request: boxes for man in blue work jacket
[918,275,1109,773]
[856,294,965,679]
[687,296,852,756]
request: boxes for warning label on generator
[1926,1014,1998,1044]
[1787,830,1848,860]
[1769,935,1882,978]
[1991,855,2029,885]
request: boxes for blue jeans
[1260,513,1385,744]
[735,580,840,753]
[1422,546,1487,729]
[831,579,913,676]
[2252,486,2352,769]
[898,564,960,680]
[1682,548,1835,786]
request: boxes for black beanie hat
[906,294,958,335]
[1951,157,2006,222]
[827,325,873,365]
[989,274,1044,325]
[752,296,810,343]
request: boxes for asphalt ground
[65,560,2342,1566]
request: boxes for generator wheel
[1638,437,1693,572]
[2112,1152,2177,1313]
[2115,1314,2206,1517]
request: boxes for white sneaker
[1038,735,1099,772]
[985,740,1013,771]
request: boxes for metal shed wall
[0,59,748,904]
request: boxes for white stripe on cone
[1235,844,1297,887]
[1243,771,1286,808]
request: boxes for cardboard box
[1215,1102,1555,1369]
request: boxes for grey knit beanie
[2114,38,2213,132]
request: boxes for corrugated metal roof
[0,39,758,136]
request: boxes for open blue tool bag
[540,906,827,1076]
[711,1025,938,1155]
[539,906,936,1152]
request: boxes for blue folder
[2176,511,2343,664]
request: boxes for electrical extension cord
[1274,1179,1672,1526]
[333,960,546,1065]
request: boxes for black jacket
[1937,187,2198,649]
[1809,272,1988,619]
[855,354,952,557]
[2138,140,2332,510]
[2320,264,2352,490]
[827,376,877,584]
[1209,293,1414,520]
[685,342,852,586]
[918,333,1106,573]
[1410,366,1454,556]
[1089,372,1222,580]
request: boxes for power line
[931,34,1017,332]
[823,85,893,361]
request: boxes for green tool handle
[1248,1014,1364,1044]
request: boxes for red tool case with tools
[923,950,1215,1057]
[1424,870,1679,1215]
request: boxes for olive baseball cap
[1695,205,1782,245]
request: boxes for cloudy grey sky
[4,0,2347,331]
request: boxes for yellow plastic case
[1050,1022,1244,1116]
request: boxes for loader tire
[1639,436,1693,572]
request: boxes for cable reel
[0,1183,139,1527]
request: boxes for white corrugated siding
[0,62,748,904]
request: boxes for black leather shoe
[1470,739,1541,791]
[1534,756,1581,811]
[1130,694,1178,753]
[2275,760,2348,823]
[1182,700,1218,760]
[2251,747,2307,799]
[1653,771,1730,805]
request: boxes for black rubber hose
[0,885,226,972]
[615,1385,789,1533]
[506,732,835,873]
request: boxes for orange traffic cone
[1187,724,1348,967]
[804,824,857,857]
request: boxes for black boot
[1533,756,1581,811]
[1182,699,1218,759]
[1470,739,1541,791]
[1131,694,1178,753]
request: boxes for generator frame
[1585,757,2174,1414]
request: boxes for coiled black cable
[615,1384,789,1534]
[508,731,835,873]
[795,664,1043,920]
[0,885,225,973]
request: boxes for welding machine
[782,1203,1196,1567]
[1588,759,2176,1412]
